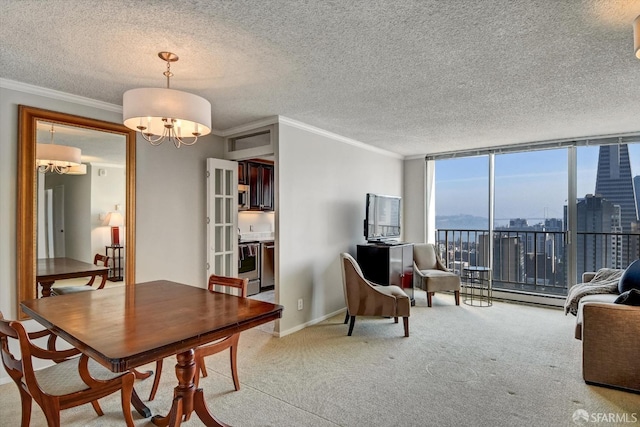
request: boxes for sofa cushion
[575,294,618,340]
[614,288,640,306]
[618,259,640,293]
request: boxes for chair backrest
[208,274,248,298]
[340,253,376,313]
[413,243,440,270]
[0,311,77,391]
[94,253,110,267]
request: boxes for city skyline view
[434,142,639,294]
[435,143,639,228]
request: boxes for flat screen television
[364,193,401,243]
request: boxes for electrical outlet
[297,298,303,310]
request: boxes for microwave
[238,184,250,210]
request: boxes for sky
[435,143,640,226]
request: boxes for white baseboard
[277,307,347,338]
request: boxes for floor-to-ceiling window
[576,142,640,282]
[434,156,488,275]
[493,149,567,295]
[432,137,639,303]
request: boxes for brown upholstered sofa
[574,272,640,393]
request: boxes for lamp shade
[107,211,124,227]
[122,87,212,137]
[36,143,81,166]
[635,15,640,59]
[66,164,87,175]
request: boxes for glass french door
[206,158,239,279]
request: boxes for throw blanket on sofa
[564,268,623,316]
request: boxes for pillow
[614,289,640,306]
[618,259,640,293]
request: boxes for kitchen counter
[239,231,274,243]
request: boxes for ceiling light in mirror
[36,123,82,174]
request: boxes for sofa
[572,271,640,393]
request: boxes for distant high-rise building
[595,144,638,233]
[594,144,638,268]
[634,175,640,222]
[575,195,621,276]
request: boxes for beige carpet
[1,290,638,426]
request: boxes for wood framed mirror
[17,105,136,319]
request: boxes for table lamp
[107,211,124,246]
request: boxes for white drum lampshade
[123,87,212,138]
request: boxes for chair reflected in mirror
[51,254,110,296]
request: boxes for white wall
[403,158,426,243]
[238,211,274,235]
[90,164,126,260]
[276,121,403,335]
[135,131,225,288]
[45,167,92,262]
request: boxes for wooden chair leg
[194,355,204,389]
[120,373,135,427]
[229,334,241,391]
[199,354,208,378]
[454,290,460,305]
[90,400,104,416]
[403,317,409,337]
[394,316,398,323]
[18,387,32,427]
[427,292,433,307]
[148,359,163,401]
[42,399,61,427]
[347,316,356,336]
[343,311,349,324]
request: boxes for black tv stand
[356,243,414,306]
[369,240,402,246]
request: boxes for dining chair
[341,253,410,337]
[51,254,110,295]
[0,311,137,427]
[148,274,249,401]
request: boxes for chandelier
[36,124,82,174]
[122,52,212,148]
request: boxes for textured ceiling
[1,0,639,157]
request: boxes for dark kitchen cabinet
[238,162,247,184]
[356,243,414,305]
[247,161,274,211]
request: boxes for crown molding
[1,78,229,135]
[277,116,403,159]
[218,116,279,137]
[0,78,123,113]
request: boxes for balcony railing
[435,228,640,296]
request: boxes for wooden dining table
[21,280,284,427]
[36,257,109,297]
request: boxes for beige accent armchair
[413,243,461,307]
[340,253,410,337]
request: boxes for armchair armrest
[582,272,597,283]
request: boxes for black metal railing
[435,228,640,296]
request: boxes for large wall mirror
[17,105,136,318]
